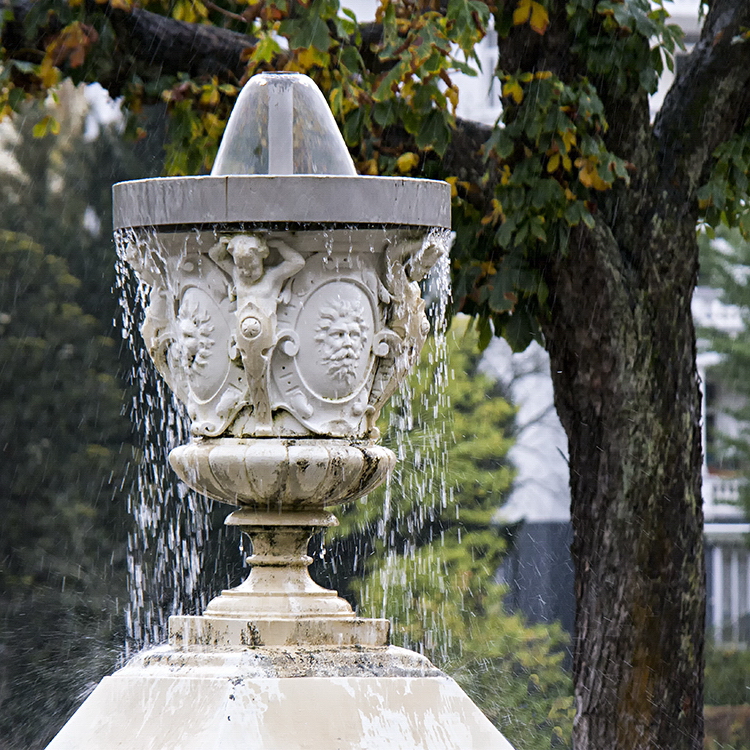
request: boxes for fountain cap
[211,72,357,177]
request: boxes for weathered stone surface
[169,615,390,649]
[113,175,451,229]
[169,439,395,509]
[46,647,515,750]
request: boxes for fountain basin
[46,646,515,750]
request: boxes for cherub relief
[209,234,304,434]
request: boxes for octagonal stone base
[46,646,515,750]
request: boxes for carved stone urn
[114,72,451,649]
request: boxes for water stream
[115,252,236,656]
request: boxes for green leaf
[339,45,363,72]
[280,15,332,51]
[504,307,538,351]
[415,110,452,156]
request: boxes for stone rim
[113,175,451,230]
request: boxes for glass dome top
[211,72,357,177]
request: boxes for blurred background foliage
[0,87,153,749]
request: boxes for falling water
[360,228,454,653]
[114,229,238,657]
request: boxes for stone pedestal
[46,646,515,750]
[45,74,518,750]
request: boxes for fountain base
[169,614,389,648]
[45,646,515,750]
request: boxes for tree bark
[536,1,750,744]
[543,212,705,748]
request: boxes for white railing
[704,475,745,523]
[712,476,743,505]
[710,544,750,647]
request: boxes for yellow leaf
[32,120,47,138]
[446,176,459,198]
[481,199,505,226]
[564,188,576,201]
[561,129,576,153]
[562,154,572,172]
[445,86,459,114]
[481,260,497,275]
[173,0,205,22]
[37,58,60,89]
[576,158,611,191]
[547,153,560,173]
[329,86,343,116]
[360,158,379,175]
[396,152,420,174]
[173,0,191,22]
[108,0,132,9]
[500,165,512,185]
[297,46,327,70]
[513,0,531,26]
[502,81,524,105]
[529,1,549,34]
[514,0,548,34]
[200,86,220,107]
[32,115,59,138]
[202,112,224,140]
[534,70,553,80]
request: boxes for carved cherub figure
[366,238,438,434]
[209,234,304,434]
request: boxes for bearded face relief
[290,280,376,405]
[316,300,367,387]
[178,299,215,373]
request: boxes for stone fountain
[46,72,514,749]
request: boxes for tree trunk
[543,214,705,749]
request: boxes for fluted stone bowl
[169,438,395,510]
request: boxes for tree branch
[4,0,256,89]
[653,0,750,196]
[3,0,496,193]
[4,1,391,89]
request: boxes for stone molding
[113,175,451,229]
